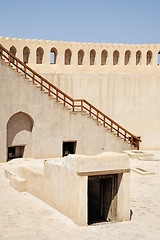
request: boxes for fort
[0,36,160,226]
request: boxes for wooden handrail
[0,44,141,149]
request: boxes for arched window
[78,50,84,65]
[136,51,141,65]
[23,46,30,64]
[124,50,131,65]
[146,51,152,65]
[90,49,96,65]
[36,47,44,64]
[50,47,57,64]
[9,46,17,63]
[113,50,119,65]
[65,49,72,65]
[158,52,160,65]
[101,50,108,65]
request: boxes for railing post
[97,111,99,121]
[0,46,2,59]
[16,60,18,72]
[56,90,58,101]
[89,106,91,116]
[124,131,126,141]
[64,95,66,106]
[41,78,43,90]
[104,116,105,127]
[117,126,119,137]
[137,140,139,150]
[33,73,35,84]
[9,55,10,66]
[81,100,83,111]
[48,85,51,96]
[131,136,133,145]
[24,63,26,78]
[111,122,113,131]
[73,100,75,111]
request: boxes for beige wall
[0,59,131,163]
[15,153,130,225]
[1,36,160,150]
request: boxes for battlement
[0,36,160,67]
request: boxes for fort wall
[1,37,160,149]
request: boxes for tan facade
[0,36,159,149]
[8,153,130,225]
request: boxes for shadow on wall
[7,112,34,160]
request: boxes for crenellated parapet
[0,36,160,66]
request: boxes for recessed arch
[36,47,44,64]
[146,50,152,65]
[50,47,58,64]
[136,51,142,65]
[23,46,30,64]
[90,49,96,65]
[78,50,84,65]
[124,50,131,65]
[101,50,108,65]
[113,50,119,65]
[65,49,72,65]
[9,46,17,63]
[7,112,34,161]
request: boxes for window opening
[62,141,77,157]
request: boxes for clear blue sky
[0,0,160,44]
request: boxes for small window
[78,50,84,65]
[8,146,25,161]
[101,50,108,65]
[65,49,72,65]
[62,141,77,157]
[23,46,30,64]
[158,52,160,65]
[146,51,152,65]
[136,51,141,65]
[124,50,131,65]
[36,47,44,64]
[50,47,57,64]
[90,49,96,65]
[113,50,119,65]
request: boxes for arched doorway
[7,112,34,161]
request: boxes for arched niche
[23,46,30,64]
[7,112,34,161]
[36,47,44,64]
[101,50,108,65]
[78,50,84,65]
[90,49,96,65]
[124,50,131,65]
[113,50,119,65]
[136,51,142,65]
[65,49,72,65]
[146,50,152,65]
[50,47,58,64]
[9,46,17,63]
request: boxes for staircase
[0,44,141,150]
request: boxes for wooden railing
[0,44,141,149]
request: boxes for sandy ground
[0,153,160,240]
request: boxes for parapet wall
[0,36,160,67]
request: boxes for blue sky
[0,0,160,44]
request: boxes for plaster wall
[0,59,131,162]
[1,37,160,149]
[16,153,130,225]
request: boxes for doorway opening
[62,141,77,157]
[88,174,118,224]
[8,146,25,161]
